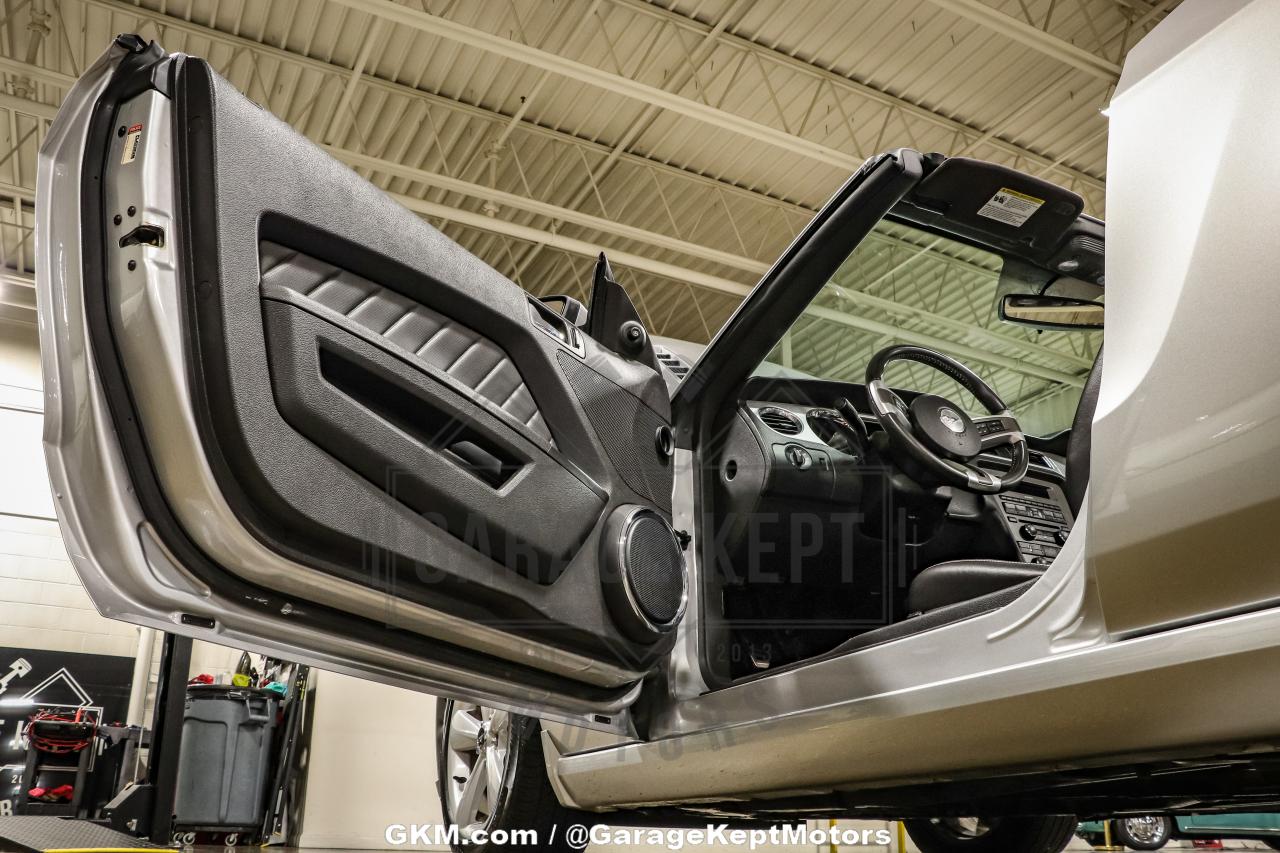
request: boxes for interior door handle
[447,440,511,487]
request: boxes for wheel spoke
[446,703,515,838]
[455,751,488,827]
[485,745,504,811]
[489,709,510,734]
[450,710,481,751]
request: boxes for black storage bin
[173,685,278,830]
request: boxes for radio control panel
[998,489,1073,565]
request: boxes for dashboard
[738,393,1075,566]
[650,345,1078,570]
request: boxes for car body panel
[549,525,1280,809]
[1091,0,1280,634]
[1179,812,1280,835]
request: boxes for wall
[0,320,242,715]
[0,319,140,658]
[297,670,448,850]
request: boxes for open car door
[37,37,686,727]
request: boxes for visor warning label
[977,186,1044,227]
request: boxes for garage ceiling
[0,0,1174,417]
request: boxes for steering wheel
[864,345,1028,494]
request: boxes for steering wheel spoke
[943,460,1004,493]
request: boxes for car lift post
[147,632,192,843]
[1096,820,1124,851]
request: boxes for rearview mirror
[999,294,1103,330]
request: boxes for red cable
[24,708,99,754]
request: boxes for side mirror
[999,294,1103,330]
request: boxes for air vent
[758,406,801,435]
[653,345,691,379]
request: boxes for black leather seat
[905,348,1103,614]
[907,561,1045,614]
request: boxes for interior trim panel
[261,241,552,443]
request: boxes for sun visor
[896,157,1085,261]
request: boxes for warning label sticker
[121,124,143,165]
[977,187,1044,227]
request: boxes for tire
[1112,816,1172,850]
[436,699,585,853]
[904,815,1078,853]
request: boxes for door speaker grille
[600,506,686,642]
[625,513,685,626]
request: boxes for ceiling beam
[0,180,36,206]
[606,0,1107,193]
[0,147,1081,387]
[506,0,755,281]
[324,0,862,172]
[82,0,1107,207]
[0,91,57,121]
[3,5,1090,388]
[1,270,35,286]
[79,0,818,224]
[0,54,74,87]
[0,274,36,311]
[324,17,386,145]
[326,146,765,274]
[924,0,1122,81]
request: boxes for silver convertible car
[34,2,1280,852]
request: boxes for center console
[996,485,1074,565]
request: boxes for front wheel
[436,699,584,853]
[1112,816,1172,850]
[904,815,1077,853]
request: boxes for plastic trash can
[173,685,278,830]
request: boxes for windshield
[752,219,1101,436]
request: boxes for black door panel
[558,351,674,512]
[262,297,604,583]
[127,54,683,687]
